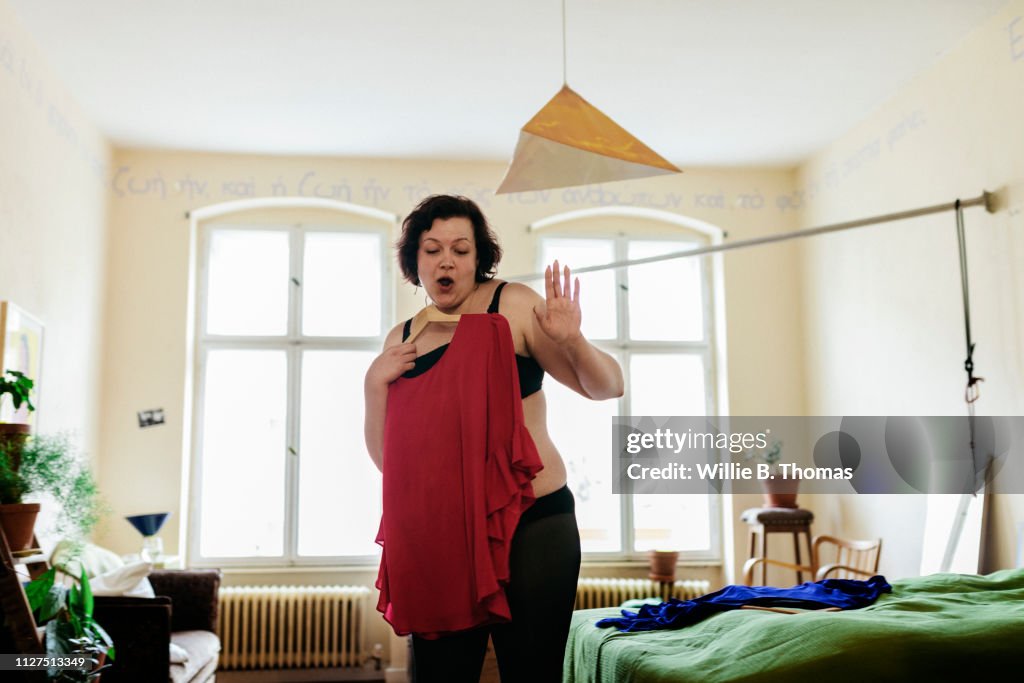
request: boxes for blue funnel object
[126,512,170,537]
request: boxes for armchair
[93,568,222,683]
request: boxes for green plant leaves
[0,369,35,413]
[30,565,115,680]
[0,432,105,536]
[25,567,69,624]
[80,568,93,619]
[91,621,114,659]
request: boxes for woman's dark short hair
[397,195,502,285]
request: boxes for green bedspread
[563,569,1024,682]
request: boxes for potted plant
[0,432,103,552]
[0,368,36,450]
[26,565,115,681]
[648,549,680,582]
[744,440,798,508]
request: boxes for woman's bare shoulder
[383,321,406,348]
[494,282,544,351]
[497,281,543,310]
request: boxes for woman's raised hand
[366,343,417,387]
[534,259,583,345]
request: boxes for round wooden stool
[741,507,814,585]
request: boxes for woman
[365,195,623,683]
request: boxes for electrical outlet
[137,408,166,428]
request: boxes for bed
[563,569,1024,682]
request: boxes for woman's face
[417,216,478,311]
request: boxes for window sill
[582,559,722,570]
[217,564,380,575]
[203,559,723,575]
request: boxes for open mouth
[437,277,454,288]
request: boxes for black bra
[401,282,545,398]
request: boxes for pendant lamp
[496,1,682,194]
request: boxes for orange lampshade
[496,84,682,194]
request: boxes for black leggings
[411,486,581,683]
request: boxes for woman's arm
[506,262,624,400]
[364,324,417,472]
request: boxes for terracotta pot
[648,550,679,582]
[0,423,32,471]
[0,502,41,551]
[762,472,799,508]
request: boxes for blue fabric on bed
[595,575,892,632]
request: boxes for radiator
[218,585,372,670]
[575,577,710,610]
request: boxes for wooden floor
[479,637,500,683]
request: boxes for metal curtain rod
[506,191,995,282]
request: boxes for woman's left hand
[534,260,583,346]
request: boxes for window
[190,223,389,566]
[538,231,722,562]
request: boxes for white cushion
[169,642,190,664]
[50,540,124,578]
[170,631,221,683]
[89,560,156,598]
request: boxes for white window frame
[184,199,396,569]
[532,207,728,564]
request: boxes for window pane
[206,230,289,336]
[633,496,712,552]
[629,354,707,417]
[544,373,622,553]
[199,350,287,557]
[298,350,381,556]
[303,233,382,336]
[629,352,713,553]
[539,238,616,340]
[628,240,704,341]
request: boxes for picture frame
[0,301,45,425]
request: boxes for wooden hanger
[405,305,462,343]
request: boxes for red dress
[375,313,543,637]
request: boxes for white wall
[796,0,1024,577]
[0,1,110,476]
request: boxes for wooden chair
[743,534,882,586]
